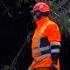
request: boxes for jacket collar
[36,17,49,28]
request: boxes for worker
[28,2,61,70]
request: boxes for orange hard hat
[32,2,50,13]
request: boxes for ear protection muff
[34,11,42,19]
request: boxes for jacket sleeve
[43,22,61,69]
[43,22,61,42]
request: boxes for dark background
[0,0,70,70]
[0,0,35,69]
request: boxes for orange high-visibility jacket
[30,17,61,69]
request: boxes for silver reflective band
[51,49,60,53]
[50,42,61,46]
[34,53,51,62]
[32,46,50,53]
[37,37,40,48]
